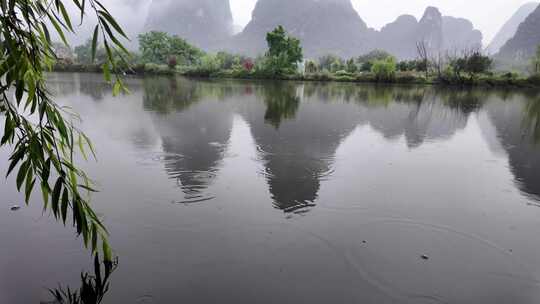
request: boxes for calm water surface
[2,73,540,303]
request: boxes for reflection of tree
[344,85,470,148]
[241,85,361,213]
[144,77,234,203]
[143,77,201,114]
[240,83,483,212]
[79,79,110,102]
[257,82,300,128]
[47,255,117,304]
[523,93,540,144]
[437,88,485,115]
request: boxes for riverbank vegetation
[53,27,540,88]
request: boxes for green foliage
[356,50,393,65]
[360,61,373,72]
[396,60,426,72]
[371,57,397,82]
[466,52,493,76]
[199,54,222,74]
[318,54,341,71]
[215,51,247,70]
[138,31,203,66]
[533,45,540,74]
[346,58,358,73]
[330,59,345,73]
[184,54,222,77]
[74,39,107,65]
[138,31,168,64]
[449,51,492,81]
[263,26,303,76]
[260,83,300,128]
[305,60,318,74]
[355,50,395,73]
[0,0,128,262]
[142,63,174,75]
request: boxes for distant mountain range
[374,7,482,59]
[497,3,540,61]
[140,0,540,61]
[228,2,483,59]
[228,0,374,58]
[486,2,539,55]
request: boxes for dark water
[2,73,540,304]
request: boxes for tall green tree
[138,31,170,64]
[0,0,129,261]
[138,31,203,66]
[263,26,303,75]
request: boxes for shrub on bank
[304,71,333,81]
[142,63,173,75]
[52,62,540,89]
[371,57,397,82]
[528,74,540,85]
[395,72,424,84]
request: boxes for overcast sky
[229,0,537,44]
[67,0,537,46]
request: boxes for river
[2,73,540,304]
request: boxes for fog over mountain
[498,3,540,60]
[376,7,449,59]
[486,2,539,55]
[62,0,532,60]
[227,0,375,58]
[144,0,234,50]
[226,3,481,59]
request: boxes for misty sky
[66,0,537,46]
[230,0,536,44]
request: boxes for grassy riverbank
[56,29,540,89]
[53,63,540,89]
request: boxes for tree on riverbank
[138,31,203,67]
[533,45,540,74]
[448,50,492,81]
[261,26,303,76]
[74,39,108,65]
[371,57,397,81]
[0,0,128,262]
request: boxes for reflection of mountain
[359,101,468,149]
[239,83,361,212]
[143,78,234,203]
[482,94,540,200]
[47,73,123,101]
[237,83,472,212]
[143,77,201,114]
[305,85,472,148]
